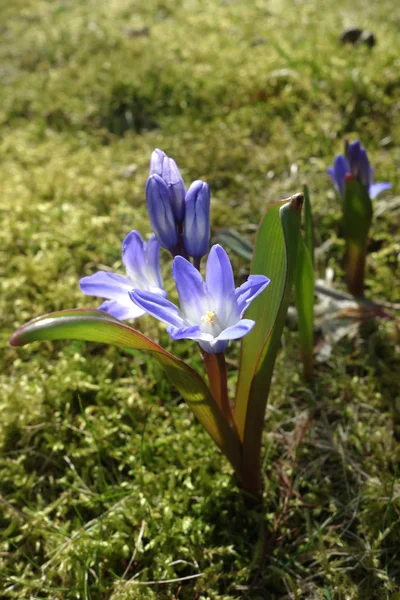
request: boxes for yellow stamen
[201,310,217,325]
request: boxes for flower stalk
[346,240,367,297]
[200,350,235,429]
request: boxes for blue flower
[150,149,186,222]
[327,140,391,199]
[183,180,211,259]
[129,244,270,354]
[146,174,179,251]
[80,231,166,320]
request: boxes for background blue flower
[327,140,391,199]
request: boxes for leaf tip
[288,192,304,213]
[9,331,23,347]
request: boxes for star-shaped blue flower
[129,244,270,354]
[80,230,166,320]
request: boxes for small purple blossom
[327,140,391,199]
[183,180,211,259]
[146,174,179,250]
[129,244,270,354]
[80,231,166,321]
[150,149,186,222]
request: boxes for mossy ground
[1,0,400,597]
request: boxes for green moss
[1,0,400,597]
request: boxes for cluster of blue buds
[79,150,270,354]
[146,149,210,260]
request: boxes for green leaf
[10,309,241,472]
[234,196,302,434]
[294,235,314,381]
[234,194,303,495]
[303,183,314,267]
[342,176,373,297]
[213,229,253,261]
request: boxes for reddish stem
[200,350,236,429]
[346,241,366,297]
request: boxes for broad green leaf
[235,195,302,436]
[294,235,314,381]
[213,229,253,261]
[235,195,303,495]
[343,176,372,297]
[303,183,314,266]
[10,309,241,472]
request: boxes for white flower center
[128,266,159,294]
[201,310,217,325]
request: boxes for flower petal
[347,140,361,173]
[150,150,186,221]
[146,174,178,250]
[212,319,255,343]
[80,271,133,303]
[172,256,208,323]
[206,244,235,304]
[146,234,164,291]
[357,148,371,187]
[196,319,255,353]
[332,155,349,197]
[149,148,166,176]
[122,230,146,280]
[129,290,185,329]
[204,244,239,324]
[369,182,392,200]
[162,157,186,222]
[346,140,369,180]
[327,167,335,184]
[98,299,145,321]
[183,180,210,258]
[167,324,204,340]
[234,275,270,317]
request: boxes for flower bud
[346,141,371,187]
[183,180,210,259]
[150,149,186,222]
[328,139,391,201]
[149,148,166,176]
[146,174,178,250]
